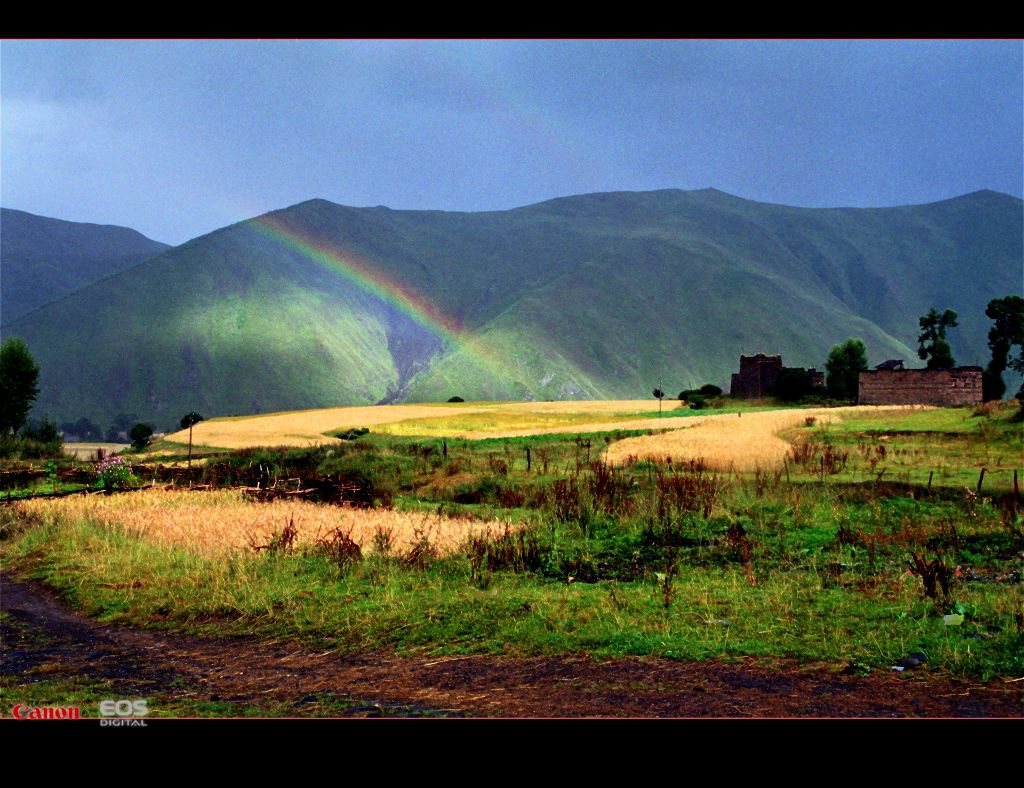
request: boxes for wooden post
[783,458,790,484]
[1014,469,1019,500]
[927,470,933,491]
[442,440,447,461]
[819,456,824,482]
[187,424,193,470]
[976,467,986,495]
[526,446,531,473]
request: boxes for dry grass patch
[12,489,517,558]
[159,400,691,447]
[161,404,492,450]
[605,407,921,471]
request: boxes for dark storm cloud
[2,40,1020,243]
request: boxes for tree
[653,385,665,416]
[180,412,204,469]
[917,308,958,369]
[129,423,154,452]
[770,368,816,402]
[60,416,103,441]
[0,337,41,435]
[983,296,1024,401]
[825,338,869,401]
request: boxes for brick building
[730,353,825,399]
[858,366,983,406]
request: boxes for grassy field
[3,400,1021,696]
[779,403,1023,492]
[156,398,812,455]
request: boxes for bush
[680,384,723,401]
[129,423,154,451]
[447,396,465,403]
[0,418,63,460]
[333,427,369,441]
[22,417,60,444]
[689,396,708,410]
[95,455,140,491]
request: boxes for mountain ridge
[3,188,1019,430]
[1,208,170,324]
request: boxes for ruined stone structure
[858,367,983,406]
[730,353,824,399]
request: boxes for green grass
[1,482,89,500]
[4,456,1021,680]
[781,404,1023,492]
[3,514,1019,677]
[823,404,1022,435]
[3,404,1021,686]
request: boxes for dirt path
[2,572,1021,718]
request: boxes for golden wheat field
[13,489,516,557]
[162,400,688,448]
[604,406,922,471]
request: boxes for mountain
[3,189,1020,430]
[1,208,170,324]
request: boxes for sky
[2,39,1021,245]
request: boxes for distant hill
[1,208,169,323]
[4,189,1020,431]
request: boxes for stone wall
[858,367,983,406]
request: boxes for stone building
[729,353,825,399]
[858,366,983,406]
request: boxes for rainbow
[245,210,509,384]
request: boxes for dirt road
[2,572,1020,718]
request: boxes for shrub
[94,455,139,491]
[447,396,465,403]
[333,427,369,440]
[129,423,153,451]
[309,526,362,570]
[3,418,64,460]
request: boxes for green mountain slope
[1,208,170,323]
[4,189,1020,430]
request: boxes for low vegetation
[2,401,1021,686]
